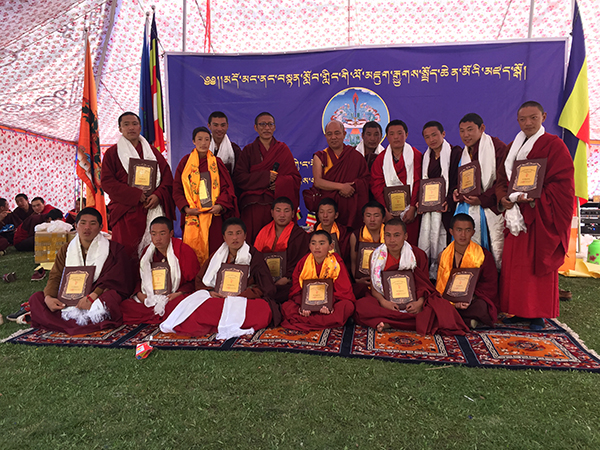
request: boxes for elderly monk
[354,218,469,336]
[315,197,350,264]
[28,207,134,335]
[305,120,370,230]
[173,126,237,266]
[101,112,175,260]
[160,218,280,338]
[356,121,384,170]
[496,101,574,330]
[13,193,33,224]
[349,200,386,299]
[233,112,301,243]
[436,214,499,328]
[418,121,463,278]
[121,217,200,324]
[207,111,242,176]
[452,113,507,269]
[254,196,310,303]
[370,120,422,246]
[281,230,355,331]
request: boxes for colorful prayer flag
[558,2,589,201]
[139,16,154,145]
[77,37,107,231]
[150,13,166,154]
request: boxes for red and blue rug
[4,318,600,372]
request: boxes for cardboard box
[34,232,75,264]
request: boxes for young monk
[160,218,280,338]
[280,230,355,331]
[354,218,469,336]
[349,200,386,299]
[121,217,200,324]
[435,213,499,328]
[254,197,310,303]
[315,197,350,264]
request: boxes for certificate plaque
[384,185,411,215]
[151,261,172,295]
[418,178,446,213]
[58,266,96,306]
[355,242,379,279]
[442,268,480,305]
[263,252,286,280]
[301,278,334,312]
[457,161,481,200]
[507,158,547,199]
[215,264,249,297]
[382,270,416,310]
[199,172,213,208]
[128,158,158,194]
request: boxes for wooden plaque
[457,161,481,200]
[151,261,172,295]
[215,264,249,297]
[442,268,480,305]
[507,158,547,199]
[382,270,416,310]
[58,266,96,306]
[199,171,213,208]
[384,185,411,215]
[263,251,286,281]
[128,158,158,193]
[355,242,379,279]
[418,178,446,213]
[301,278,334,312]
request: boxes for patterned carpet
[5,319,600,372]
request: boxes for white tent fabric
[0,0,599,146]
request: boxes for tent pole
[182,0,187,52]
[95,0,118,93]
[527,0,535,38]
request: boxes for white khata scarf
[356,141,384,157]
[370,242,417,296]
[117,135,165,256]
[503,126,545,236]
[210,134,236,171]
[383,142,414,219]
[61,233,111,325]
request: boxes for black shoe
[7,306,28,321]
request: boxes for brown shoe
[2,272,16,283]
[559,289,572,301]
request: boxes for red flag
[77,37,107,231]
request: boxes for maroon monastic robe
[354,246,469,336]
[496,133,574,318]
[233,137,301,243]
[101,142,175,260]
[466,136,507,213]
[29,240,135,335]
[12,205,33,224]
[173,152,238,255]
[370,147,422,246]
[280,252,356,331]
[121,238,201,324]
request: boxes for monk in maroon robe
[233,112,301,243]
[30,197,57,216]
[314,197,350,266]
[101,112,175,261]
[281,230,355,332]
[304,120,370,230]
[29,208,135,335]
[496,102,574,329]
[254,196,310,303]
[370,120,422,247]
[207,111,242,177]
[121,217,200,324]
[13,194,33,224]
[354,219,469,336]
[13,209,64,252]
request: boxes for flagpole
[527,0,535,38]
[182,0,187,52]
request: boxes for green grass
[1,247,599,450]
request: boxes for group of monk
[22,99,574,337]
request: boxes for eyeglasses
[257,122,275,128]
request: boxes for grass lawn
[1,247,599,450]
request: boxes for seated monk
[29,207,135,335]
[280,230,355,331]
[13,208,64,252]
[254,196,310,303]
[160,218,280,338]
[435,213,499,328]
[349,200,385,299]
[314,197,350,264]
[13,193,33,224]
[121,217,200,324]
[354,218,469,336]
[31,197,58,216]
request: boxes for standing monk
[496,101,574,330]
[207,111,242,176]
[173,126,237,266]
[101,112,175,261]
[305,120,370,230]
[356,121,384,170]
[370,120,422,246]
[452,113,507,269]
[233,112,301,243]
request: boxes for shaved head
[326,120,344,133]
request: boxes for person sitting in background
[315,197,350,264]
[31,197,57,215]
[13,193,33,224]
[13,208,63,252]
